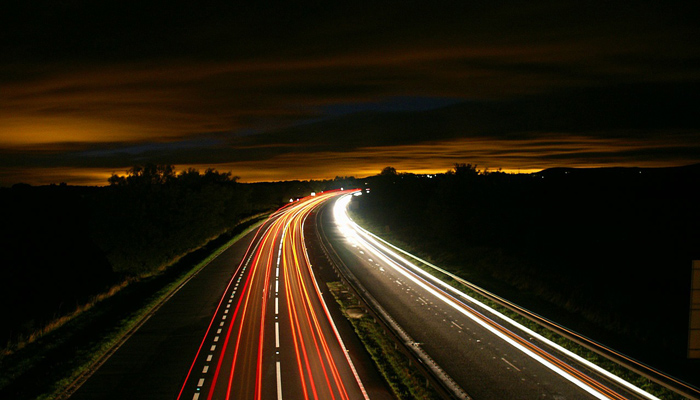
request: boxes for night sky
[1,1,699,186]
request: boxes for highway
[177,190,368,400]
[320,193,665,400]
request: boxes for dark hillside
[0,185,115,346]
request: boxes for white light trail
[332,194,660,400]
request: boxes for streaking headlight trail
[333,194,661,400]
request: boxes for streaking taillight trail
[178,189,367,400]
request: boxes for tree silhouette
[449,163,479,177]
[380,166,397,176]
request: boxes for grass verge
[0,213,268,400]
[326,281,441,400]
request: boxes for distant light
[289,198,293,202]
[341,187,344,190]
[311,192,316,196]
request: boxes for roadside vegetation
[0,213,265,400]
[0,164,358,399]
[327,281,441,400]
[350,163,700,392]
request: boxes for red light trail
[177,190,367,400]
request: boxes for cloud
[1,1,699,185]
[5,129,698,187]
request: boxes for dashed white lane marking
[502,357,521,372]
[451,321,462,329]
[191,253,255,399]
[276,322,280,347]
[275,280,279,292]
[275,297,279,314]
[276,361,283,400]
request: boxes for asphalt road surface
[176,190,369,400]
[322,193,662,400]
[70,227,262,400]
[72,190,390,400]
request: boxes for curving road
[177,190,368,400]
[321,193,665,400]
[70,189,693,400]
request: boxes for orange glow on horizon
[2,131,696,187]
